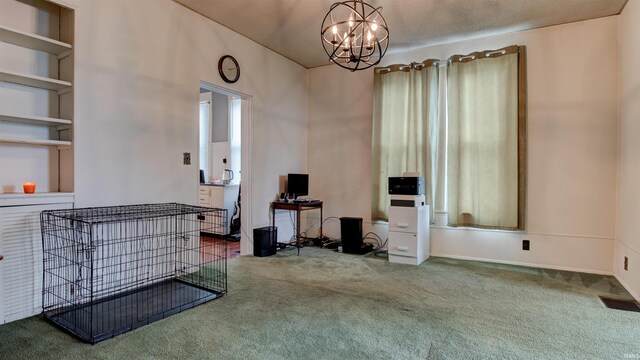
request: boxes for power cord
[321,216,340,226]
[373,238,389,257]
[362,231,383,249]
[321,237,341,250]
[316,216,340,239]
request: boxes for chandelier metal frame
[321,0,389,71]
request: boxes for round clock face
[218,55,240,83]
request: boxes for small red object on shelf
[23,182,36,194]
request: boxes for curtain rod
[375,45,522,74]
[374,59,440,74]
[449,45,520,63]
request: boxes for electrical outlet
[522,239,530,251]
[183,152,191,165]
[624,256,628,271]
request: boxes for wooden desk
[271,200,323,254]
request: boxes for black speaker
[340,217,363,254]
[253,226,277,257]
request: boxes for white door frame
[198,81,253,256]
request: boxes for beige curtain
[371,62,443,221]
[446,46,526,230]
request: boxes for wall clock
[218,55,240,83]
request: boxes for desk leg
[320,205,323,239]
[271,206,275,250]
[296,208,301,255]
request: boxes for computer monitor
[287,173,309,197]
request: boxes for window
[371,61,443,222]
[372,46,526,230]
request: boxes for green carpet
[1,247,638,359]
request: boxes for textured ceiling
[174,0,627,69]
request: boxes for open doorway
[198,81,252,257]
[199,91,241,186]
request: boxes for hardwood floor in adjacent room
[201,234,241,261]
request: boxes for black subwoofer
[340,217,363,254]
[253,226,277,257]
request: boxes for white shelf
[0,113,71,126]
[0,24,72,55]
[0,136,71,147]
[0,69,72,91]
[0,192,74,207]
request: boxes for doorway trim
[199,81,253,256]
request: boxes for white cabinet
[199,185,213,207]
[199,184,239,235]
[0,201,72,324]
[388,205,430,265]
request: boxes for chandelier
[321,0,389,71]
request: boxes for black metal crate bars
[40,203,227,344]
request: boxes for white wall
[308,17,619,274]
[307,64,375,237]
[61,0,307,246]
[617,0,640,300]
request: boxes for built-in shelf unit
[0,0,74,198]
[0,0,75,325]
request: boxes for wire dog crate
[40,203,227,344]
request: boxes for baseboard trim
[429,225,614,241]
[430,253,614,276]
[614,273,640,301]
